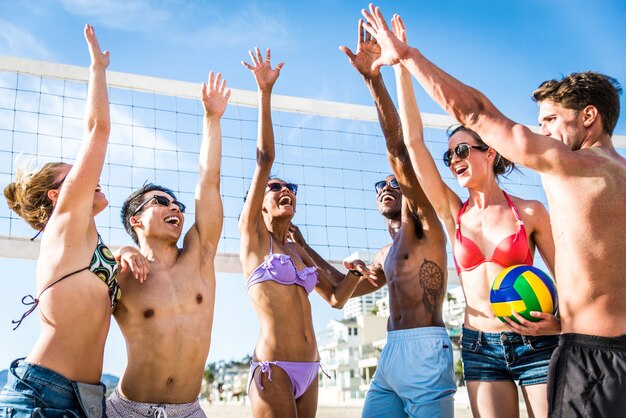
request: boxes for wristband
[349,269,363,277]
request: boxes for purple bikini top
[246,234,318,294]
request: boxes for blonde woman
[0,26,133,418]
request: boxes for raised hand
[391,14,407,43]
[201,71,231,119]
[84,24,109,70]
[339,19,382,79]
[360,4,410,71]
[241,47,284,92]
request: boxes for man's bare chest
[120,272,215,318]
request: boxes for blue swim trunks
[461,326,558,386]
[362,327,456,418]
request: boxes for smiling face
[447,131,495,188]
[131,190,185,243]
[376,175,401,219]
[262,179,297,221]
[538,100,586,150]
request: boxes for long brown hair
[4,162,67,230]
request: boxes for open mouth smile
[379,192,397,203]
[278,195,293,206]
[164,215,181,226]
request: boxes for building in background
[317,312,388,405]
[316,284,467,406]
[342,286,388,319]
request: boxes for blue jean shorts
[0,358,106,417]
[461,327,558,386]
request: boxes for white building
[317,314,388,406]
[343,286,389,319]
[443,285,466,337]
[318,284,468,406]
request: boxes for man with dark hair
[359,5,626,417]
[314,20,455,417]
[121,182,180,245]
[532,72,622,136]
[106,72,230,418]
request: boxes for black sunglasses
[443,143,490,167]
[266,182,298,194]
[132,195,186,216]
[51,174,68,190]
[374,178,400,193]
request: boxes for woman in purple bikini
[238,47,373,418]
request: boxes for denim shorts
[461,326,558,386]
[0,358,106,418]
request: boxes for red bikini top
[454,191,533,274]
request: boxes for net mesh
[4,57,621,269]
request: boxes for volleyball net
[1,56,624,280]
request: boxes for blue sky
[1,0,625,376]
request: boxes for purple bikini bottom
[248,360,328,399]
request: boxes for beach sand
[202,404,475,417]
[202,387,528,417]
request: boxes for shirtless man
[106,72,230,418]
[359,5,626,416]
[327,20,455,417]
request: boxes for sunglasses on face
[132,195,186,216]
[266,182,298,194]
[374,178,400,193]
[443,143,490,167]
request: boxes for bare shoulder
[507,195,550,234]
[509,195,547,215]
[593,146,626,171]
[569,146,625,170]
[177,245,215,272]
[182,225,218,258]
[374,244,391,267]
[115,267,136,287]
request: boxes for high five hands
[339,18,382,79]
[340,4,411,73]
[344,259,379,288]
[288,223,379,288]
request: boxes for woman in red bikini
[391,16,560,418]
[238,47,374,418]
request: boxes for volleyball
[490,265,557,323]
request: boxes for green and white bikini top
[12,234,121,330]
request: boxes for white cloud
[0,19,54,60]
[179,3,292,50]
[59,0,291,49]
[59,0,170,32]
